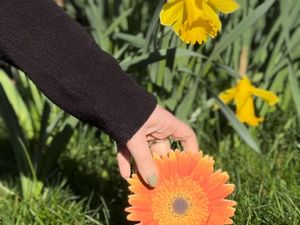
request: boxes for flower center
[172,197,189,215]
[151,176,209,225]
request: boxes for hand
[117,105,199,187]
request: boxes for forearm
[0,0,156,143]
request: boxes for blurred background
[0,0,299,224]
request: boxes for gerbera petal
[143,222,158,225]
[208,0,240,14]
[128,195,152,209]
[210,199,237,207]
[202,170,229,192]
[164,150,179,176]
[224,217,234,224]
[178,150,199,176]
[208,184,235,200]
[155,154,173,179]
[251,87,279,106]
[127,151,236,224]
[210,205,236,216]
[207,212,227,225]
[191,155,214,181]
[128,176,149,193]
[127,211,153,221]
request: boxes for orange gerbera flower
[126,150,236,225]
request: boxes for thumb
[117,145,131,179]
[127,134,158,188]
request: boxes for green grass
[214,117,300,224]
[1,108,299,224]
[0,182,101,225]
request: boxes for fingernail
[147,175,158,187]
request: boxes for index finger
[171,120,199,152]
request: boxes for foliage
[0,181,103,225]
[0,0,300,224]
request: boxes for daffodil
[160,0,240,45]
[219,75,279,126]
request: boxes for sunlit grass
[0,183,101,225]
[1,109,299,224]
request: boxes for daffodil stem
[239,47,248,77]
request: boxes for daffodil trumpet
[160,0,240,44]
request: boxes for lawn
[1,108,299,224]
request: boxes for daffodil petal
[202,2,222,35]
[179,20,210,44]
[236,96,263,126]
[208,0,240,14]
[179,3,221,44]
[219,87,236,104]
[160,0,184,26]
[251,87,279,106]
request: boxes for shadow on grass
[58,156,130,225]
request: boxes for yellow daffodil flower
[160,0,240,45]
[219,76,279,126]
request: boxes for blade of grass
[104,8,133,37]
[287,61,300,121]
[120,48,205,70]
[39,118,78,180]
[143,0,164,53]
[175,79,199,122]
[0,84,30,175]
[113,32,145,48]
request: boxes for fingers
[149,139,171,156]
[121,104,198,187]
[118,138,170,181]
[146,105,199,152]
[127,134,158,188]
[171,120,199,152]
[117,145,131,179]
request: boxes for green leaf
[143,0,164,53]
[34,101,51,168]
[0,70,33,137]
[0,83,38,198]
[113,32,145,48]
[104,8,133,37]
[120,48,205,70]
[288,61,300,121]
[175,79,199,122]
[0,83,31,174]
[39,117,78,180]
[206,0,275,66]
